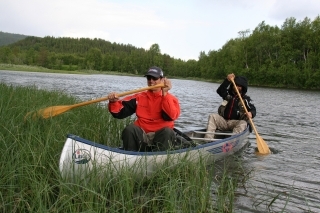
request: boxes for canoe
[59,126,250,179]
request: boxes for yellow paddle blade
[24,105,74,120]
[256,133,271,154]
[38,105,75,119]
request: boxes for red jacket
[108,90,180,133]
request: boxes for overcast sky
[1,0,319,61]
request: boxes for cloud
[1,0,164,36]
[269,0,320,21]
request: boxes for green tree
[85,48,102,70]
[37,47,49,67]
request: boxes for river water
[1,70,320,212]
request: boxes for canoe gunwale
[66,126,250,156]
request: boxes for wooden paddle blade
[29,105,73,119]
[256,135,271,154]
[41,105,76,119]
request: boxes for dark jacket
[217,76,256,120]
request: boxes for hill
[1,35,182,77]
[0,31,29,46]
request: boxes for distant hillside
[0,31,29,46]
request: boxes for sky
[1,0,320,61]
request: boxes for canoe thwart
[189,137,220,141]
[192,131,235,136]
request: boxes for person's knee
[162,127,174,135]
[122,124,142,151]
[122,124,139,142]
[163,128,176,140]
[232,120,247,133]
[122,124,136,135]
[124,123,134,130]
[208,113,219,120]
[239,120,247,126]
[152,127,176,151]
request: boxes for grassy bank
[0,63,85,74]
[0,63,137,76]
[1,83,249,212]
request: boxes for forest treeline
[1,16,320,89]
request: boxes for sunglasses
[146,76,160,81]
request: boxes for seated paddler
[107,66,181,151]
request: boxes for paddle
[230,78,271,154]
[25,84,165,120]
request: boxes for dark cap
[144,66,164,78]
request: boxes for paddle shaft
[230,78,270,154]
[70,84,165,108]
[230,79,257,134]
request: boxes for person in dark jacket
[204,73,256,139]
[107,66,180,151]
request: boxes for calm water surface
[1,70,320,212]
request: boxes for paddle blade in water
[256,135,271,154]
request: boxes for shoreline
[2,63,319,91]
[0,63,218,83]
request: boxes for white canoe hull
[59,127,250,179]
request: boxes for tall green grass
[1,82,250,212]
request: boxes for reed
[0,82,247,212]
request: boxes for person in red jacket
[107,66,181,151]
